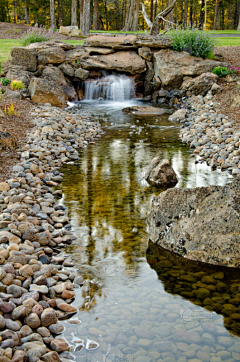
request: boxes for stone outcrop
[153,49,226,89]
[11,47,37,72]
[37,47,66,65]
[134,34,172,48]
[85,46,115,55]
[1,37,229,106]
[145,156,178,187]
[83,35,136,49]
[181,72,218,96]
[42,66,68,87]
[59,25,81,36]
[169,108,187,121]
[28,78,66,108]
[122,106,168,115]
[147,176,240,267]
[80,51,146,74]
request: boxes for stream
[56,77,240,362]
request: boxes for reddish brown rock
[57,303,77,313]
[61,290,75,299]
[50,338,69,352]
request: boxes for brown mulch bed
[0,21,82,40]
[213,46,240,128]
[0,98,34,182]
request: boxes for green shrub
[0,78,10,86]
[212,65,239,77]
[170,29,216,59]
[10,80,24,90]
[20,23,57,46]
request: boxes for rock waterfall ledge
[147,177,240,268]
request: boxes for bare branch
[150,0,177,35]
[140,2,153,29]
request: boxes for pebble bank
[170,91,240,176]
[0,103,104,362]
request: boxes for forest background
[0,0,240,33]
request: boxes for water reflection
[147,242,240,337]
[60,101,236,360]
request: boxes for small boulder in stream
[122,106,168,116]
[145,156,178,187]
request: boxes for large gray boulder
[145,156,178,187]
[80,51,146,74]
[42,66,67,87]
[147,177,240,268]
[37,47,66,65]
[28,77,66,108]
[11,47,37,72]
[84,35,136,49]
[134,35,171,48]
[65,46,88,62]
[153,49,227,89]
[59,25,80,36]
[181,72,218,96]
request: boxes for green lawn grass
[0,39,20,63]
[0,36,239,65]
[216,37,240,47]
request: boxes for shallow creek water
[58,100,240,362]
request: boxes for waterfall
[84,74,135,102]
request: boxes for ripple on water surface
[59,100,238,361]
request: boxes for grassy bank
[0,37,239,65]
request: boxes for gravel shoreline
[170,91,240,176]
[0,103,104,361]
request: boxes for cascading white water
[84,74,135,101]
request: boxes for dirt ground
[0,99,34,182]
[213,46,240,127]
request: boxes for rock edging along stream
[148,89,240,268]
[0,103,104,361]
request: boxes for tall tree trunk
[181,0,184,24]
[104,0,108,30]
[150,0,154,22]
[214,0,221,30]
[221,3,224,30]
[167,0,174,26]
[122,0,125,29]
[82,0,90,35]
[122,0,139,31]
[50,0,56,28]
[93,0,98,30]
[24,0,30,24]
[183,0,188,28]
[71,0,77,26]
[189,4,193,28]
[234,0,240,29]
[198,0,204,29]
[79,0,83,30]
[154,0,157,18]
[58,0,64,26]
